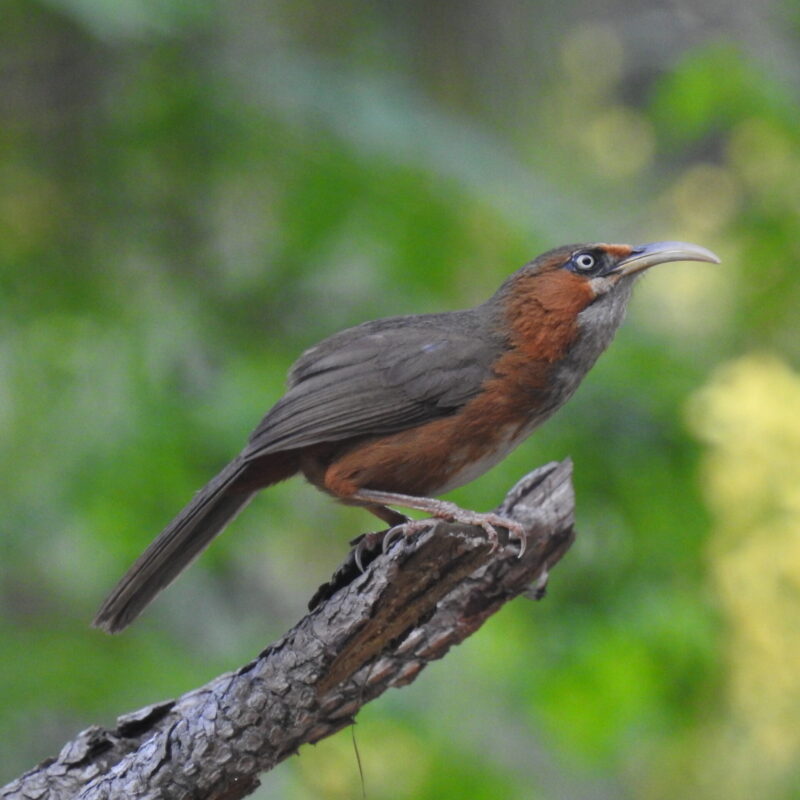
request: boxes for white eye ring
[574,253,596,271]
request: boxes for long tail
[93,457,257,633]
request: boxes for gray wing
[244,312,505,459]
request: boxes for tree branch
[2,460,575,800]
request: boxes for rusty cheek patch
[503,270,594,362]
[525,269,595,313]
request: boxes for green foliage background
[2,2,800,798]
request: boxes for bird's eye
[573,253,596,271]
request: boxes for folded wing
[244,312,505,459]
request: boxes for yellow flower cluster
[688,354,800,796]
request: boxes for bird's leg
[351,489,528,558]
[363,502,409,528]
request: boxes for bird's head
[505,239,719,313]
[523,239,719,292]
[555,240,720,293]
[497,240,720,360]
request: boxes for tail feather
[93,458,253,633]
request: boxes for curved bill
[614,241,721,276]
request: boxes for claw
[459,512,528,557]
[485,516,527,558]
[505,521,528,559]
[354,519,438,571]
[353,531,386,572]
[382,524,405,555]
[382,518,437,555]
[354,538,370,573]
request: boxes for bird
[93,240,719,632]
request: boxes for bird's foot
[423,501,528,557]
[351,489,528,558]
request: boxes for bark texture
[2,459,575,800]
